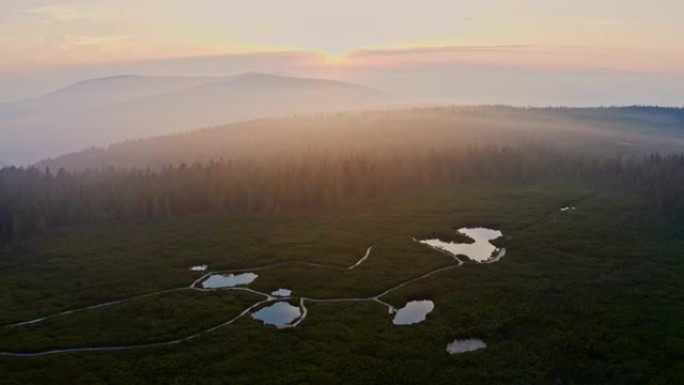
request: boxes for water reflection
[420,227,503,262]
[251,302,302,327]
[446,339,487,354]
[392,300,434,325]
[271,288,292,297]
[201,273,258,289]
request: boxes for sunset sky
[1,0,683,72]
[1,0,684,162]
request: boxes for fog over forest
[1,2,683,383]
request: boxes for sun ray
[322,50,349,65]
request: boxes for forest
[0,109,682,384]
[2,145,684,244]
[3,1,684,382]
[33,106,684,172]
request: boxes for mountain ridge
[32,106,684,172]
[0,73,393,165]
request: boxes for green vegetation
[0,179,681,384]
[35,106,684,172]
[0,290,262,352]
[0,108,682,383]
[5,146,684,245]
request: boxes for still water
[201,273,258,289]
[392,300,435,325]
[251,302,302,327]
[420,227,503,262]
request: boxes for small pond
[392,300,435,325]
[251,301,302,327]
[200,273,258,289]
[446,339,487,354]
[189,265,208,272]
[420,227,503,262]
[271,288,292,297]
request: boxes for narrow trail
[0,255,470,356]
[374,261,463,299]
[190,260,349,288]
[5,258,358,328]
[0,300,269,357]
[193,286,274,299]
[282,298,308,329]
[6,244,379,328]
[347,246,374,270]
[0,244,493,355]
[6,287,190,328]
[509,186,599,234]
[0,257,470,356]
[1,197,590,356]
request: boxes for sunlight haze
[0,3,683,383]
[1,0,683,72]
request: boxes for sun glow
[322,50,349,66]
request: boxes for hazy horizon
[1,3,683,383]
[4,62,684,107]
[1,1,684,165]
[1,1,684,104]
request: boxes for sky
[1,0,683,102]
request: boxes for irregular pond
[271,288,292,297]
[485,248,507,264]
[201,273,258,289]
[560,206,576,212]
[251,302,302,327]
[189,265,208,272]
[420,227,503,262]
[446,339,487,354]
[392,300,435,325]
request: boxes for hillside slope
[0,73,391,165]
[35,106,684,171]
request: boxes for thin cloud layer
[21,4,96,22]
[1,0,682,72]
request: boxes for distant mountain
[0,73,391,165]
[0,75,214,120]
[34,106,684,172]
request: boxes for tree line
[1,146,684,244]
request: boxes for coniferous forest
[2,0,684,382]
[2,146,684,244]
[0,109,683,385]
